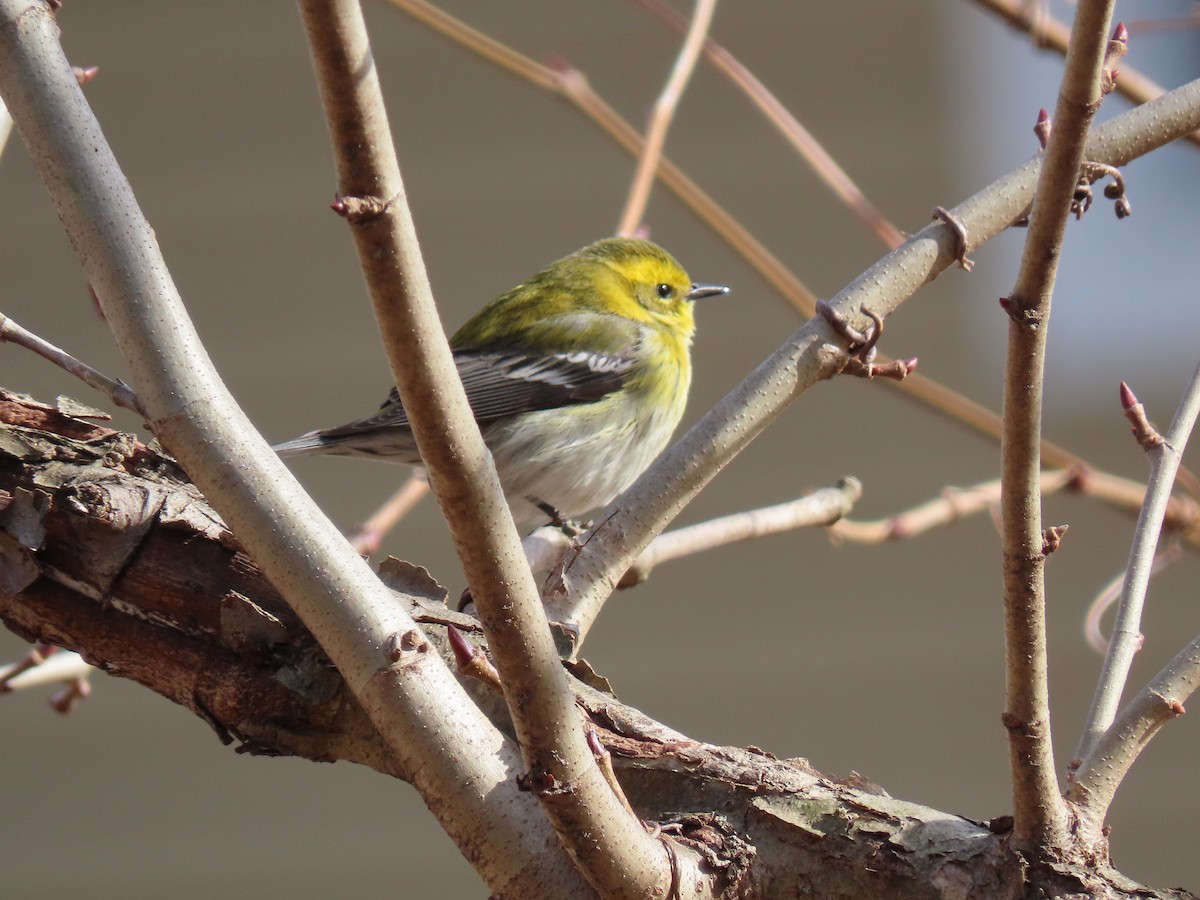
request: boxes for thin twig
[830,469,1077,543]
[1083,543,1182,655]
[0,312,145,417]
[621,477,861,586]
[996,0,1118,856]
[1076,370,1200,762]
[967,0,1200,149]
[1069,630,1200,826]
[616,0,717,236]
[629,0,905,248]
[385,0,819,314]
[522,479,861,591]
[346,475,429,555]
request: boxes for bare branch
[630,0,905,248]
[298,2,686,895]
[346,475,429,555]
[0,645,89,693]
[830,469,1075,543]
[997,1,1119,856]
[620,477,862,586]
[616,0,717,236]
[1076,368,1200,764]
[384,0,820,315]
[1084,544,1182,655]
[1069,631,1200,831]
[968,0,1200,149]
[544,75,1200,651]
[0,4,586,897]
[0,311,144,417]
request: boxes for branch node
[385,628,430,667]
[1101,23,1129,96]
[1041,524,1069,556]
[999,295,1042,329]
[330,192,397,222]
[1034,107,1052,150]
[931,205,975,270]
[1120,381,1164,451]
[816,302,914,380]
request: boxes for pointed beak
[686,283,730,301]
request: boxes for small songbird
[274,237,728,523]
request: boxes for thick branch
[0,5,577,897]
[2,393,1191,900]
[545,76,1200,649]
[998,0,1116,855]
[296,1,679,894]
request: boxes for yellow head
[452,237,725,356]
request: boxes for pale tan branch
[996,0,1119,855]
[1076,368,1200,766]
[0,311,144,416]
[616,0,717,236]
[630,0,905,248]
[1083,544,1182,655]
[621,477,861,586]
[347,475,429,555]
[968,0,1200,149]
[299,2,685,895]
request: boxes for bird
[274,237,728,524]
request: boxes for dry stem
[616,0,717,236]
[630,0,905,248]
[298,1,682,895]
[969,0,1200,148]
[0,312,144,416]
[996,0,1117,854]
[1076,366,1200,764]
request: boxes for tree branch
[0,4,587,896]
[997,0,1119,856]
[1068,367,1200,833]
[616,0,717,236]
[545,75,1200,650]
[967,0,1200,149]
[3,391,1192,899]
[296,1,685,894]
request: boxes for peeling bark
[0,390,1190,899]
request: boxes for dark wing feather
[320,349,632,439]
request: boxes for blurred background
[2,1,1199,895]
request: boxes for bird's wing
[318,348,634,439]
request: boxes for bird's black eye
[656,283,674,299]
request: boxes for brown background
[2,2,1199,896]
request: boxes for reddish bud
[1113,22,1128,44]
[447,625,474,668]
[586,729,606,758]
[1034,108,1052,148]
[1119,381,1137,410]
